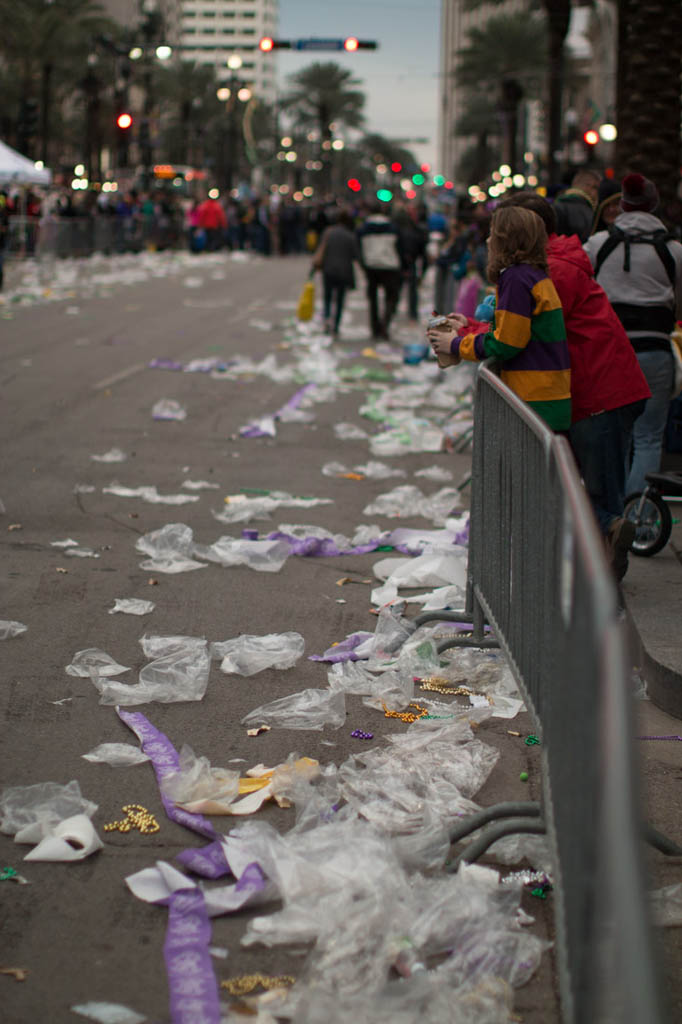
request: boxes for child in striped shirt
[428,206,571,431]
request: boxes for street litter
[214,491,333,526]
[136,523,208,573]
[23,814,103,862]
[103,805,160,834]
[363,484,461,525]
[151,399,186,421]
[109,598,155,616]
[82,743,150,766]
[90,448,127,463]
[182,479,220,490]
[194,535,291,573]
[0,867,30,884]
[65,649,130,678]
[242,688,346,732]
[247,726,270,737]
[334,422,369,441]
[92,636,211,706]
[212,632,304,675]
[64,546,100,558]
[0,967,29,981]
[160,745,240,807]
[170,754,320,816]
[71,1002,146,1024]
[415,465,454,482]
[650,883,682,927]
[0,780,97,844]
[103,484,199,506]
[0,620,27,640]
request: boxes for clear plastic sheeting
[0,780,98,843]
[102,484,199,506]
[92,636,211,706]
[65,648,130,678]
[0,619,28,640]
[334,422,369,441]
[151,399,186,421]
[214,492,333,526]
[371,549,468,608]
[81,743,150,767]
[71,1002,147,1024]
[159,744,240,806]
[369,418,444,457]
[90,448,127,463]
[363,485,460,526]
[212,632,305,676]
[650,883,682,927]
[352,606,416,666]
[135,522,208,573]
[193,535,291,573]
[241,689,346,732]
[109,598,156,616]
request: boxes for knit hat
[620,173,659,213]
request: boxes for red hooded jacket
[546,233,650,423]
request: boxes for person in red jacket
[197,193,227,251]
[498,192,651,581]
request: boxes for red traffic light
[347,178,361,192]
[583,129,599,146]
[116,112,133,130]
[390,161,402,173]
[344,37,359,52]
[259,36,274,52]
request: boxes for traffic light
[583,129,599,147]
[344,37,377,50]
[116,112,133,130]
[259,37,291,51]
[347,178,361,192]
[390,161,402,173]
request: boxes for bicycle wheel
[623,490,672,557]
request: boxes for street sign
[294,38,345,51]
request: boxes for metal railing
[419,362,668,1024]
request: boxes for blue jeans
[569,401,644,535]
[626,349,674,495]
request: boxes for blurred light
[584,129,599,146]
[307,131,317,141]
[468,185,479,197]
[344,37,359,52]
[376,163,387,174]
[390,162,402,173]
[528,175,538,186]
[208,188,220,199]
[278,184,290,194]
[524,151,534,163]
[492,171,501,182]
[285,150,297,162]
[237,87,252,102]
[536,186,548,196]
[259,36,274,52]
[420,163,431,173]
[277,151,286,161]
[512,173,525,187]
[129,46,143,60]
[173,177,183,187]
[155,45,172,60]
[412,173,425,185]
[605,166,615,179]
[329,122,338,131]
[347,178,361,192]
[227,54,243,70]
[217,87,231,101]
[34,160,44,170]
[332,139,344,151]
[499,164,511,176]
[302,186,314,197]
[74,163,85,176]
[400,178,411,190]
[503,176,513,187]
[488,186,497,197]
[281,136,293,147]
[293,191,304,201]
[433,174,445,186]
[405,189,417,199]
[269,183,279,192]
[599,122,617,141]
[321,140,332,151]
[376,189,393,202]
[444,181,454,189]
[117,112,133,129]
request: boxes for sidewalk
[622,472,682,1020]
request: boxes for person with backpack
[584,173,682,494]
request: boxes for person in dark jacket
[394,204,427,321]
[357,203,403,339]
[312,210,360,337]
[500,191,651,580]
[553,169,600,242]
[591,177,621,235]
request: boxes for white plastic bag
[212,632,304,675]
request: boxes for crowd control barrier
[418,362,670,1024]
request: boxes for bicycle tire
[624,490,672,557]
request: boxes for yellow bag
[306,229,318,252]
[297,279,315,321]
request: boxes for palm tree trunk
[40,62,53,166]
[542,0,571,186]
[616,0,682,209]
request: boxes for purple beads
[351,729,373,740]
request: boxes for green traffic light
[376,189,392,202]
[412,173,425,186]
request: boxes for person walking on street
[394,204,427,321]
[197,193,227,251]
[500,191,651,581]
[312,210,360,337]
[357,202,403,340]
[584,173,682,496]
[427,206,571,432]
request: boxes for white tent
[0,140,52,187]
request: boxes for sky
[277,0,442,171]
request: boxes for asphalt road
[0,251,557,1023]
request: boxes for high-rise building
[176,0,278,104]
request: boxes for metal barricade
[423,363,667,1023]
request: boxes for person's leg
[626,350,675,494]
[383,271,402,335]
[407,263,419,319]
[333,284,347,333]
[366,272,381,337]
[322,274,333,329]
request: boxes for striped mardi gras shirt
[453,263,571,431]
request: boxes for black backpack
[595,225,676,285]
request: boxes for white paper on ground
[108,599,156,616]
[72,1002,146,1024]
[23,814,104,862]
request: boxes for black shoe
[607,517,636,582]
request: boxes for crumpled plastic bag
[93,635,211,706]
[371,549,468,607]
[0,620,27,640]
[90,448,127,463]
[82,743,150,766]
[24,813,103,862]
[213,491,333,526]
[353,606,416,665]
[109,598,155,616]
[65,648,130,678]
[0,780,97,843]
[160,744,240,806]
[212,632,305,675]
[193,535,291,573]
[103,484,199,506]
[71,1001,146,1024]
[135,522,207,573]
[363,485,460,526]
[242,689,346,731]
[152,398,186,420]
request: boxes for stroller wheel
[624,489,672,557]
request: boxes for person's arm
[450,266,533,363]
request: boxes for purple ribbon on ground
[309,631,374,663]
[240,382,316,437]
[176,840,231,879]
[117,709,219,841]
[265,531,381,558]
[162,888,222,1024]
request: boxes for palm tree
[455,94,503,185]
[155,60,221,167]
[615,0,682,209]
[457,11,547,173]
[282,62,365,192]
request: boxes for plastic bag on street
[72,1003,146,1024]
[152,398,186,420]
[0,620,27,640]
[109,598,156,616]
[353,606,416,665]
[103,484,199,506]
[0,780,98,843]
[93,636,211,705]
[82,743,150,766]
[242,689,346,731]
[194,536,291,573]
[212,632,305,675]
[65,648,130,678]
[159,744,240,805]
[135,522,207,573]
